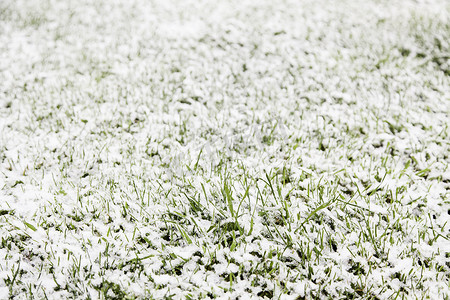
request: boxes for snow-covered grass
[0,0,449,299]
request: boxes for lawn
[0,0,449,299]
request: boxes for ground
[0,0,449,299]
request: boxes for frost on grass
[0,0,449,299]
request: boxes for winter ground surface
[0,0,449,299]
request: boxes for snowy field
[0,0,449,299]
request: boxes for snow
[1,0,450,298]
